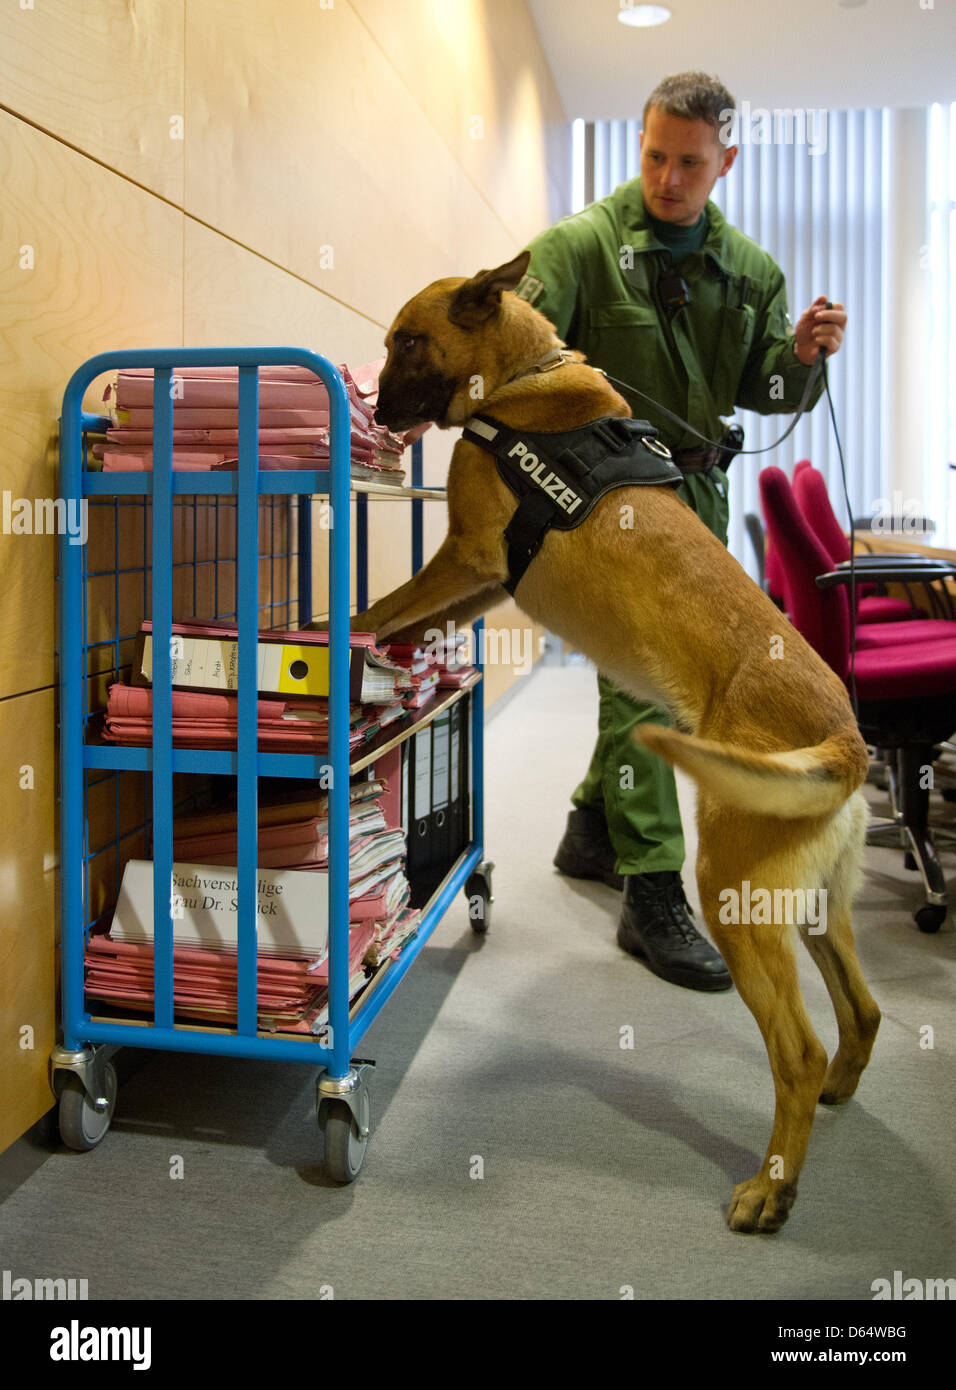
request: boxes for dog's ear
[448,250,531,328]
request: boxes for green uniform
[519,176,822,874]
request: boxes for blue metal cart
[52,346,494,1181]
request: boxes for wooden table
[850,529,956,609]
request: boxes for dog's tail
[633,724,867,819]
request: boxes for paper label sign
[111,859,330,958]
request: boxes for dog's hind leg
[799,829,879,1107]
[799,908,881,1105]
[798,794,880,1105]
[704,910,828,1234]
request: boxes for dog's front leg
[348,536,503,641]
[385,582,509,647]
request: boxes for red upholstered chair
[764,471,956,653]
[764,461,812,606]
[759,465,956,931]
[792,464,937,623]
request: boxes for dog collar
[508,347,576,382]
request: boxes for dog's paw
[811,1073,861,1106]
[818,1053,865,1105]
[727,1175,798,1234]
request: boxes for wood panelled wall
[0,0,570,1152]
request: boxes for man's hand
[793,296,846,366]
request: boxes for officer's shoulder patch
[514,274,545,305]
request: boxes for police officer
[517,72,846,991]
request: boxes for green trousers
[571,467,731,875]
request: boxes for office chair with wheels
[759,465,956,931]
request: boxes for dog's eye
[397,334,418,352]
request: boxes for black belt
[671,448,719,473]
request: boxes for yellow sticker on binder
[272,643,340,697]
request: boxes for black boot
[617,871,732,992]
[553,807,624,891]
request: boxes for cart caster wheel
[319,1091,369,1183]
[915,904,946,933]
[465,861,494,934]
[57,1063,117,1151]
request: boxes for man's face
[639,107,737,225]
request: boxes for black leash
[598,350,825,459]
[819,351,858,714]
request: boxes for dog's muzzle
[375,372,455,433]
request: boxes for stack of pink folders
[84,782,420,1034]
[103,620,414,752]
[167,780,418,944]
[169,784,418,953]
[364,879,421,968]
[171,782,407,890]
[83,921,376,1036]
[95,361,407,482]
[383,642,442,713]
[430,631,478,688]
[101,683,378,754]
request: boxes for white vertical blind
[574,111,892,577]
[929,102,955,537]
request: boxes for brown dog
[324,250,881,1234]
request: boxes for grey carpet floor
[1,666,954,1300]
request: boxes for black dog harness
[461,412,685,595]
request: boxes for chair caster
[914,903,946,933]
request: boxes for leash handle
[818,299,834,366]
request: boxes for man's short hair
[642,72,736,135]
